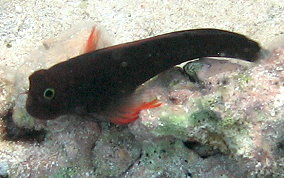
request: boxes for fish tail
[169,29,262,63]
[113,29,262,88]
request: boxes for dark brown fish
[26,28,261,124]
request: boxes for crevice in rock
[2,108,46,143]
[183,141,221,159]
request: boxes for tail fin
[165,29,261,63]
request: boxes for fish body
[26,29,261,123]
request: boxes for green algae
[137,139,199,177]
[189,109,219,126]
[237,73,252,84]
[154,113,190,139]
[145,90,258,156]
[192,93,224,112]
[53,167,84,178]
[153,107,220,141]
[234,73,252,88]
[218,116,238,128]
[183,62,204,82]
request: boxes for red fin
[110,99,162,125]
[84,26,99,53]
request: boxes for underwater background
[0,0,284,177]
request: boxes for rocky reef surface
[0,25,284,177]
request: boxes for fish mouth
[25,96,56,120]
[25,97,40,119]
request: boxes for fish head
[26,69,70,120]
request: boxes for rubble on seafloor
[129,46,284,177]
[0,27,284,177]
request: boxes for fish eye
[43,88,55,100]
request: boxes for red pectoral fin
[84,26,99,53]
[110,99,162,125]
